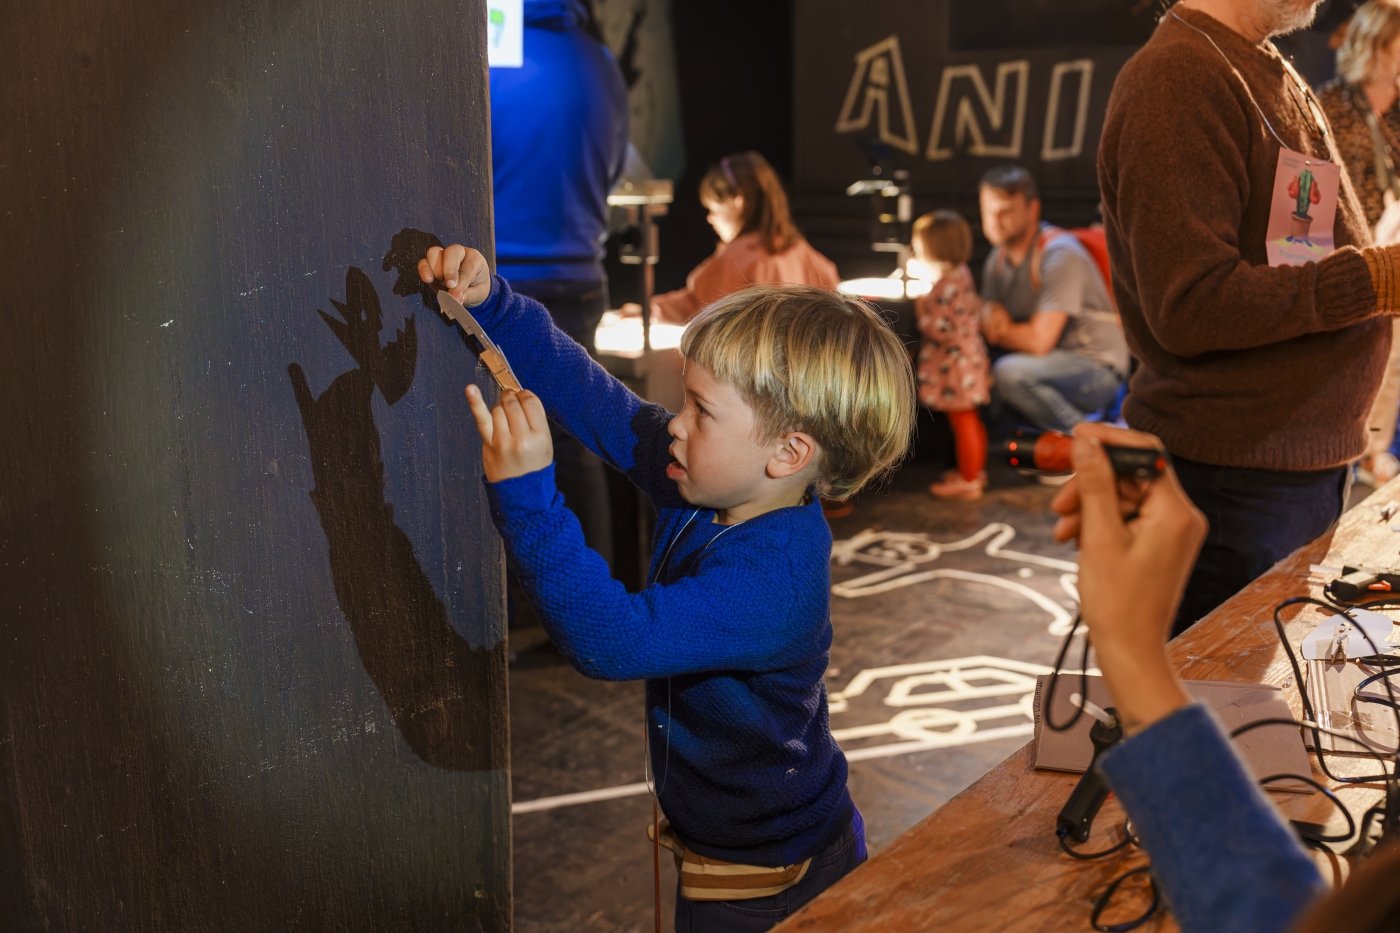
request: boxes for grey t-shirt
[981,225,1130,375]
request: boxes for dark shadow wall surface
[633,0,795,296]
[0,1,509,930]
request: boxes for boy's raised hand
[465,385,554,483]
[1051,422,1207,735]
[419,244,492,307]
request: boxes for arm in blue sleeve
[1098,702,1326,933]
[487,467,806,681]
[468,276,685,509]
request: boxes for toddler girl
[912,210,992,500]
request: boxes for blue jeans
[1172,458,1350,638]
[674,811,868,933]
[992,350,1123,431]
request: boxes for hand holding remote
[1052,423,1206,735]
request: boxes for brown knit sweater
[1099,8,1392,470]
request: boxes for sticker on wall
[487,0,523,68]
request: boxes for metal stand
[609,179,673,351]
[605,179,673,590]
[848,167,913,282]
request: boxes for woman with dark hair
[631,151,838,324]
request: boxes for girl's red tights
[947,409,987,483]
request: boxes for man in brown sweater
[1100,0,1400,635]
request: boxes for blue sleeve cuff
[485,463,560,518]
[1100,702,1324,933]
[459,274,508,330]
[1099,702,1255,814]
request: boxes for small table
[779,479,1400,932]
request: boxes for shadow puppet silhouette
[289,259,506,773]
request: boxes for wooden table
[779,479,1400,932]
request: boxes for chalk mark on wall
[925,60,1030,160]
[834,35,919,154]
[831,523,1081,635]
[833,43,1098,165]
[1041,59,1095,161]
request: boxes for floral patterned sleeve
[914,293,938,339]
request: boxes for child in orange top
[912,211,992,500]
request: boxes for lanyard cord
[1168,10,1332,158]
[643,510,749,800]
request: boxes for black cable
[1316,587,1400,746]
[1090,864,1159,933]
[1268,595,1400,846]
[1229,717,1395,771]
[1043,613,1090,732]
[1256,773,1356,843]
[1356,803,1389,856]
[1057,825,1137,861]
[1337,610,1400,842]
[1354,662,1400,737]
[1269,598,1397,784]
[1065,594,1400,933]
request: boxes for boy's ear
[767,431,819,480]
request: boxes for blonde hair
[912,210,973,266]
[1338,0,1400,85]
[680,285,916,501]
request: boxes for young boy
[419,244,915,930]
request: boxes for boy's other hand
[465,385,554,482]
[1050,422,1205,734]
[419,244,492,307]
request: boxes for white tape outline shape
[830,523,1082,635]
[511,655,1099,813]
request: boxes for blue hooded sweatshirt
[490,0,629,283]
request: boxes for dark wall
[793,0,1153,277]
[0,1,510,930]
[637,0,795,295]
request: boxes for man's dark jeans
[1172,457,1349,638]
[508,278,612,570]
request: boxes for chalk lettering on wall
[1041,59,1095,161]
[834,35,919,155]
[833,49,1100,166]
[830,524,1082,636]
[926,60,1030,161]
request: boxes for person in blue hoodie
[419,243,915,931]
[1051,421,1400,933]
[490,0,628,567]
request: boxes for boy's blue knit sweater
[471,277,852,867]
